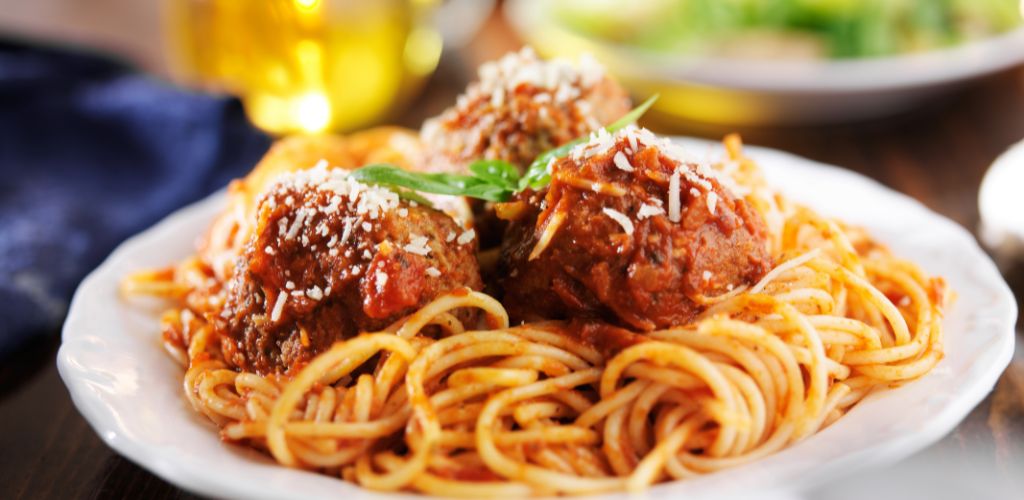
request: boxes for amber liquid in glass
[165,0,442,134]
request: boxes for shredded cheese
[457,229,476,245]
[306,286,323,301]
[529,211,565,260]
[602,207,634,235]
[270,291,287,322]
[668,169,681,223]
[707,191,719,215]
[637,203,664,220]
[613,151,634,172]
[404,235,431,256]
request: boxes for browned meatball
[420,47,631,174]
[217,164,482,374]
[498,127,773,331]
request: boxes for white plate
[505,0,1024,124]
[58,138,1017,500]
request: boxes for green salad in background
[554,0,1023,59]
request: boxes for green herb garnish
[348,165,511,203]
[351,94,658,202]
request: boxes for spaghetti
[122,131,949,496]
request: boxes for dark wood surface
[2,13,1023,500]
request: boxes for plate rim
[58,137,1018,499]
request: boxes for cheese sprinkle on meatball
[499,127,773,331]
[218,163,482,374]
[421,47,631,174]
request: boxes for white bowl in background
[505,0,1024,125]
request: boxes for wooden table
[1,7,1022,500]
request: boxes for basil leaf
[518,139,582,191]
[392,188,434,207]
[468,159,520,190]
[463,183,514,202]
[350,163,514,203]
[350,164,474,196]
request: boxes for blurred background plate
[980,138,1024,269]
[506,0,1024,125]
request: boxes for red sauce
[499,132,772,331]
[564,320,648,360]
[217,179,482,375]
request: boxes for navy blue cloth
[0,41,270,354]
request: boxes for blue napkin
[0,41,270,354]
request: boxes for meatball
[217,164,482,374]
[420,47,631,174]
[200,129,473,282]
[498,127,773,331]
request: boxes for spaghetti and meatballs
[123,49,950,497]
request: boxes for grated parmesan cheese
[668,169,681,223]
[340,219,354,245]
[457,229,476,245]
[613,151,634,172]
[637,203,664,220]
[475,47,605,100]
[306,286,323,301]
[602,207,634,235]
[270,291,287,322]
[264,162,404,248]
[404,235,431,256]
[425,266,441,278]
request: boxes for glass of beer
[164,0,443,134]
